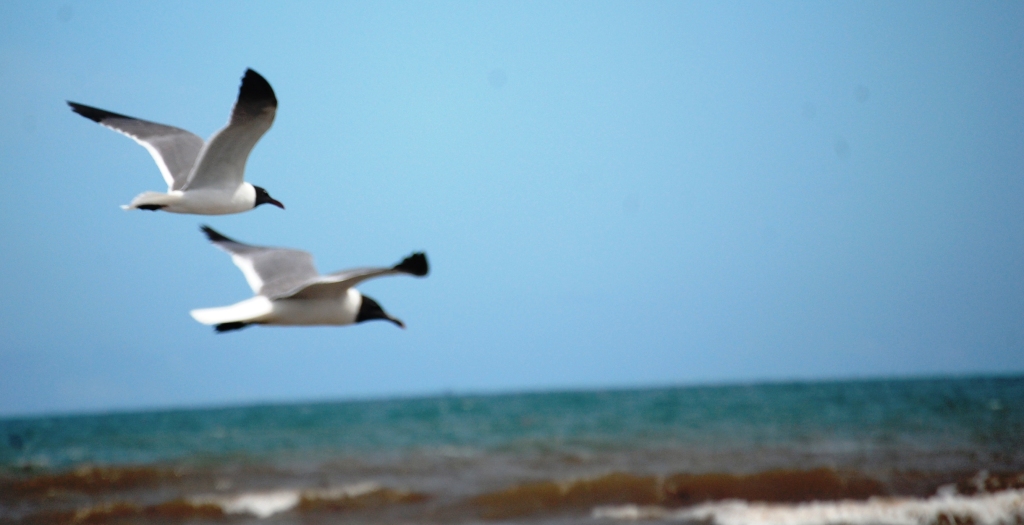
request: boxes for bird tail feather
[122,191,179,210]
[190,297,273,325]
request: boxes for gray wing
[281,253,429,300]
[68,102,203,191]
[200,226,318,297]
[183,69,277,191]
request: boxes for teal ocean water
[2,376,1022,524]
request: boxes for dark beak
[387,316,405,329]
[268,197,285,209]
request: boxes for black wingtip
[67,101,131,123]
[215,322,251,333]
[238,69,277,108]
[200,225,234,243]
[394,252,429,277]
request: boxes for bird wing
[200,226,318,298]
[280,253,429,300]
[183,69,277,191]
[67,102,203,191]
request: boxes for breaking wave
[192,481,429,518]
[9,467,1024,523]
[593,488,1024,525]
[13,481,428,523]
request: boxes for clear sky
[1,2,1022,417]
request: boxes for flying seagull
[191,226,429,332]
[68,69,284,215]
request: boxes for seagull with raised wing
[68,69,284,214]
[191,226,428,332]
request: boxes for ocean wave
[662,467,886,504]
[469,472,661,519]
[198,489,299,519]
[192,481,428,518]
[298,481,430,512]
[469,468,886,519]
[13,481,430,523]
[593,488,1024,525]
[17,499,224,525]
[0,465,175,497]
[10,467,1023,523]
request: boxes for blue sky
[1,2,1022,417]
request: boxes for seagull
[190,226,429,332]
[67,69,284,215]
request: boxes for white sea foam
[593,488,1024,525]
[207,490,301,519]
[192,481,387,519]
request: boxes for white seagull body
[190,226,429,332]
[68,69,284,215]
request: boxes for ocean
[1,376,1022,524]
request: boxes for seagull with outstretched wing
[68,69,284,215]
[190,226,429,332]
